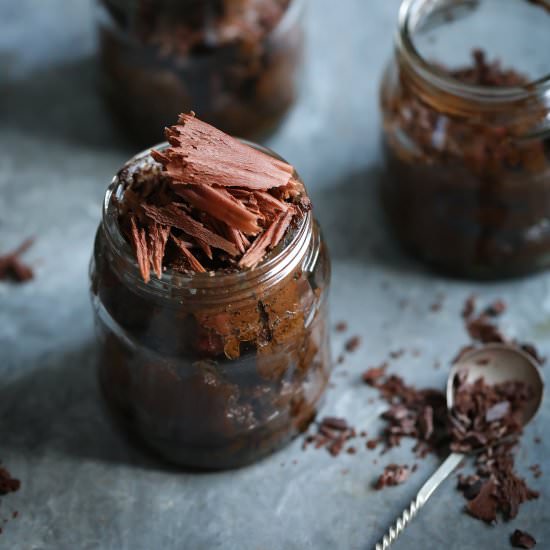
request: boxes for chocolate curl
[239,210,293,269]
[171,234,206,273]
[142,203,238,256]
[154,113,295,191]
[173,183,261,235]
[148,223,170,279]
[130,216,150,283]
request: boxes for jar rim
[100,0,306,41]
[397,0,550,103]
[101,139,313,304]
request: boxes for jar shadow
[0,341,213,474]
[312,165,430,276]
[0,56,136,153]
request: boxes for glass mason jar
[90,142,331,469]
[380,0,550,278]
[96,0,305,144]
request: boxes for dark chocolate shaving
[511,529,537,548]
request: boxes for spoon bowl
[446,343,544,427]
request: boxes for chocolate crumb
[346,446,357,455]
[510,529,537,548]
[303,417,356,457]
[0,239,34,283]
[374,464,411,490]
[0,466,20,496]
[362,363,388,386]
[366,439,379,450]
[345,336,361,353]
[335,321,348,333]
[529,464,542,479]
[534,437,541,444]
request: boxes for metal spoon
[374,343,544,550]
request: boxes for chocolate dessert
[381,49,550,277]
[90,114,331,469]
[97,0,304,144]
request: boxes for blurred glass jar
[90,142,331,469]
[96,0,305,143]
[380,0,550,278]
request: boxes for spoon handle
[374,452,464,550]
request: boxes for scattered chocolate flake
[466,314,507,344]
[361,363,388,386]
[0,466,20,495]
[529,464,542,479]
[369,373,447,455]
[510,529,537,549]
[466,478,498,523]
[346,446,357,455]
[335,321,348,333]
[345,336,361,353]
[534,436,541,444]
[120,113,310,280]
[0,239,34,283]
[359,431,367,438]
[484,299,507,317]
[303,417,356,457]
[374,464,411,490]
[336,354,345,365]
[366,439,379,450]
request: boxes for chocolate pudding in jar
[90,113,331,469]
[97,0,305,144]
[380,0,550,278]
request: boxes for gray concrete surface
[0,1,549,549]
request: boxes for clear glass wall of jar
[90,143,331,469]
[97,0,305,144]
[380,0,550,278]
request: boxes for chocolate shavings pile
[119,113,310,281]
[450,374,538,523]
[361,298,541,531]
[0,239,34,283]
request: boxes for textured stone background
[0,1,549,549]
